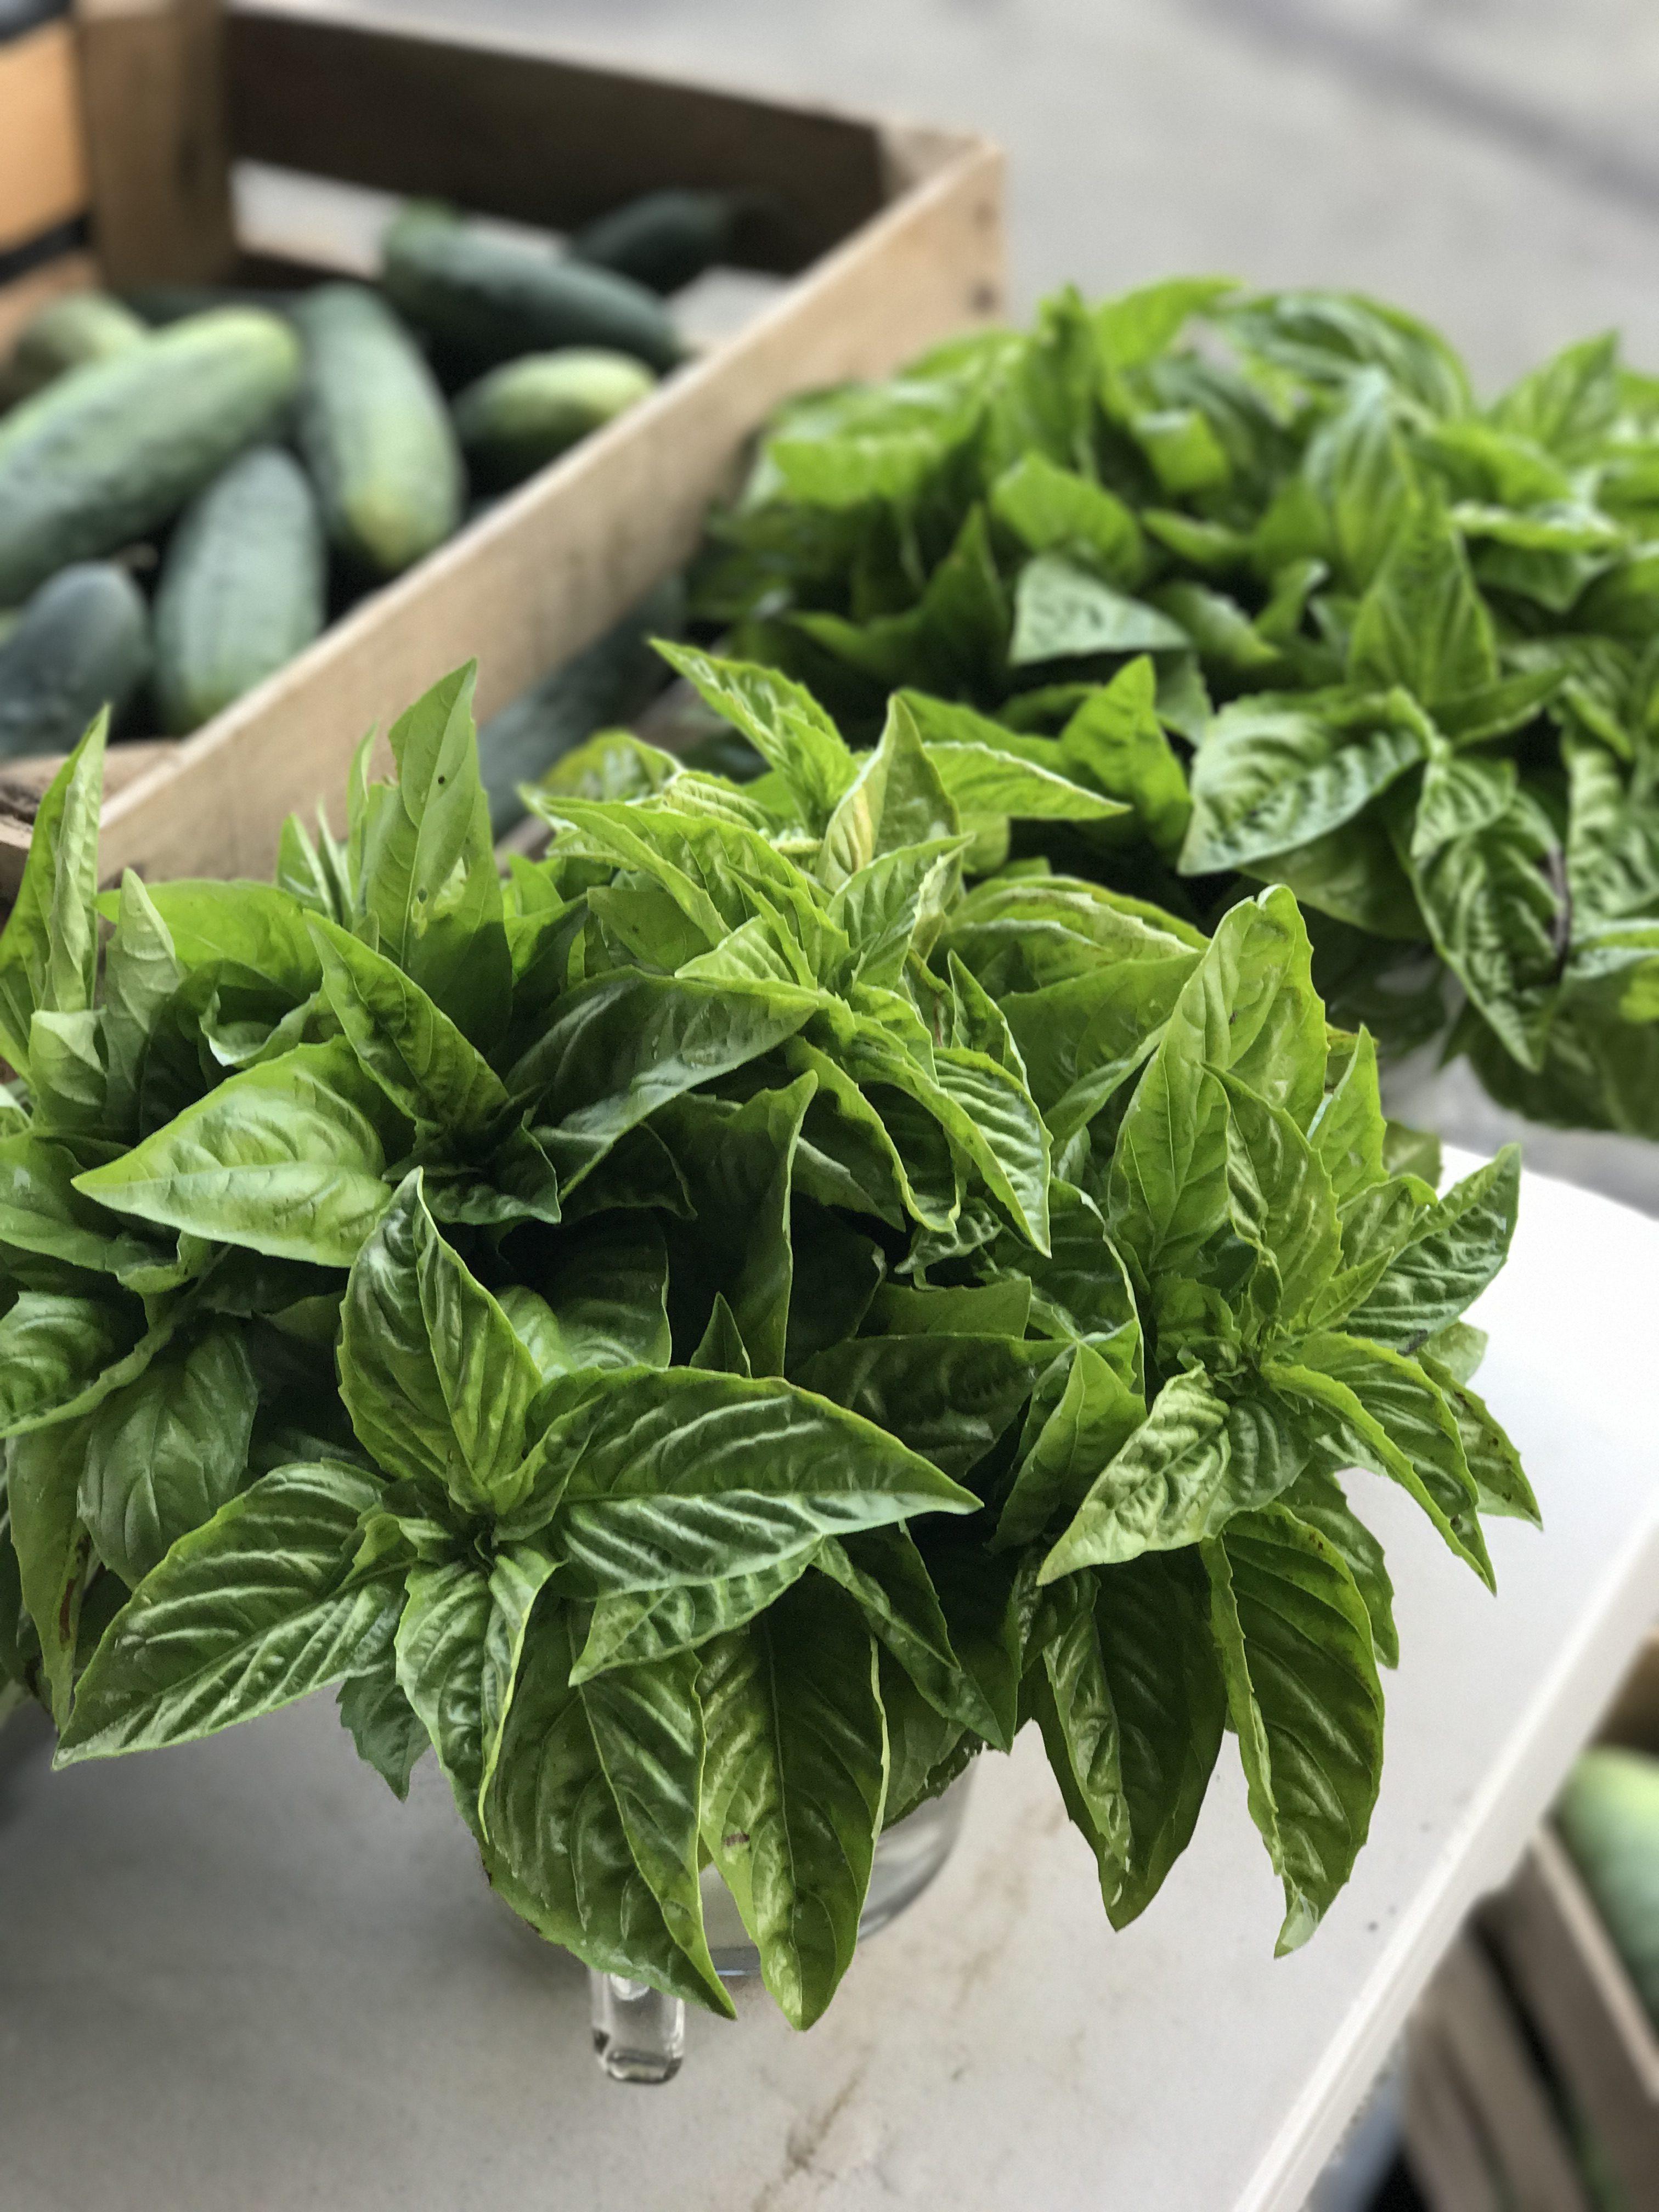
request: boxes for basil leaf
[530,1367,976,1590]
[57,1462,396,1760]
[356,663,511,1043]
[6,1419,94,1724]
[794,1333,1041,1480]
[309,916,510,1133]
[1182,693,1427,875]
[1011,552,1190,664]
[1203,1503,1385,1953]
[1269,1332,1491,1585]
[698,1577,885,2028]
[1039,1367,1303,1578]
[486,1601,732,2014]
[0,712,105,1077]
[1108,888,1324,1284]
[1345,1146,1520,1347]
[75,1039,399,1266]
[77,1324,258,1586]
[339,1172,541,1515]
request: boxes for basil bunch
[0,653,1532,2028]
[698,280,1659,1137]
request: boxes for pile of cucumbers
[0,188,734,760]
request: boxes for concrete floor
[347,0,1659,390]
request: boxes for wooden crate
[0,0,1002,896]
[1406,1633,1659,2212]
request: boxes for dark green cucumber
[382,202,683,377]
[2,291,145,404]
[0,308,301,603]
[452,349,656,490]
[568,189,741,295]
[294,283,464,577]
[479,574,684,836]
[0,562,150,761]
[153,446,326,733]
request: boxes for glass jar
[590,1770,974,2083]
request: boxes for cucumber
[293,283,464,577]
[2,291,145,405]
[452,349,656,489]
[479,574,683,836]
[1557,1747,1659,2030]
[382,203,683,378]
[0,308,301,603]
[0,563,150,761]
[153,446,326,734]
[569,189,740,295]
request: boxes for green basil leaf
[309,916,510,1132]
[0,1290,150,1438]
[819,695,959,889]
[794,1332,1041,1481]
[337,1650,428,1800]
[1269,1331,1492,1585]
[0,713,106,1077]
[569,1548,816,1682]
[356,663,511,1043]
[1345,1146,1520,1347]
[1280,1463,1398,1668]
[528,1366,976,1590]
[997,1340,1144,1552]
[990,450,1147,584]
[1108,888,1324,1284]
[339,1171,541,1515]
[1011,553,1190,664]
[1039,1367,1304,1578]
[6,1419,94,1724]
[1203,1502,1385,1953]
[101,873,183,1141]
[57,1461,395,1761]
[487,1601,732,2014]
[698,1577,885,2028]
[77,1324,258,1586]
[1182,692,1427,874]
[511,970,812,1192]
[816,1523,997,1739]
[657,1076,814,1376]
[75,1038,399,1266]
[654,642,855,831]
[1348,498,1497,706]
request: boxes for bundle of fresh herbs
[696,280,1659,1137]
[0,653,1532,2028]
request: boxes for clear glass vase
[589,1770,974,2084]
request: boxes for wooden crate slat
[0,244,97,350]
[0,19,89,255]
[1485,1827,1659,2202]
[58,134,999,891]
[1402,2023,1509,2212]
[1411,1936,1594,2212]
[73,0,236,286]
[227,1,889,273]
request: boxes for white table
[2,1153,1656,2212]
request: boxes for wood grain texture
[227,0,888,273]
[57,135,1001,892]
[0,246,97,351]
[1485,1826,1659,2204]
[0,21,89,253]
[74,0,235,286]
[1402,2021,1508,2212]
[1408,1934,1592,2212]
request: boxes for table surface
[2,1150,1656,2212]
